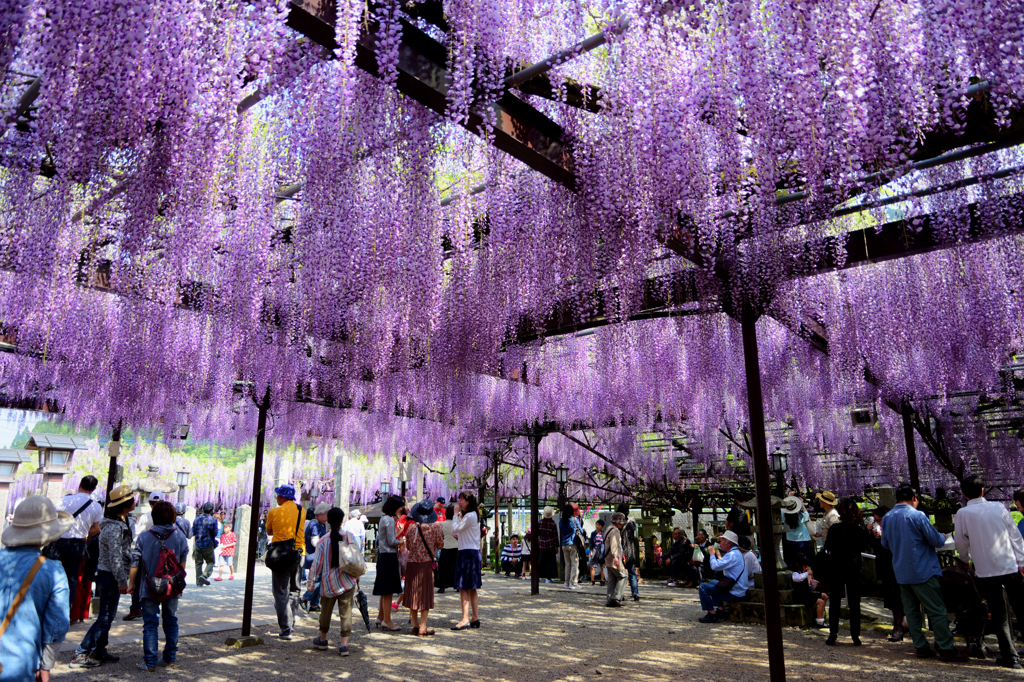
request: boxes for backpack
[146,529,187,601]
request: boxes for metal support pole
[902,409,921,491]
[105,422,122,497]
[740,305,786,682]
[229,388,270,647]
[530,433,541,596]
[494,453,501,575]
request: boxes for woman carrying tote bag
[308,508,363,656]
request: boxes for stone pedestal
[42,473,66,503]
[334,453,349,518]
[233,505,251,573]
[273,459,292,508]
[0,482,10,536]
[878,486,896,510]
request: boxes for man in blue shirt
[192,502,219,586]
[881,483,967,662]
[697,530,751,622]
[558,504,584,589]
[0,495,72,682]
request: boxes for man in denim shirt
[0,496,72,682]
[881,483,967,662]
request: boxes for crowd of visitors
[8,468,1024,678]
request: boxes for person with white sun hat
[0,494,74,681]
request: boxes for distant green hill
[12,420,252,466]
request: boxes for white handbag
[337,534,367,578]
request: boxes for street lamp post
[176,470,191,504]
[381,480,390,498]
[555,465,569,510]
[770,451,788,498]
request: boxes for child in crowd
[215,524,236,581]
[652,537,663,566]
[791,554,827,627]
[588,519,606,586]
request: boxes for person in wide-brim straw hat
[0,495,75,680]
[781,495,815,569]
[2,494,75,547]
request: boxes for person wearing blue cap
[266,484,305,640]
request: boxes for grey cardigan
[97,517,133,586]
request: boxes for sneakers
[569,585,582,590]
[545,579,553,584]
[339,645,350,657]
[697,613,719,623]
[122,609,143,621]
[93,651,120,663]
[156,659,175,668]
[312,637,329,650]
[996,657,1023,670]
[279,631,294,641]
[137,663,155,672]
[69,653,103,669]
[666,581,678,587]
[197,576,210,586]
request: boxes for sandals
[415,629,436,636]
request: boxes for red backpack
[146,528,187,601]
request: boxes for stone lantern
[132,465,179,521]
[0,448,33,532]
[26,434,89,503]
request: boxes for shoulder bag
[44,497,94,559]
[0,556,46,674]
[338,532,368,578]
[265,503,303,572]
[416,523,439,571]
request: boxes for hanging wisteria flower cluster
[0,0,1021,494]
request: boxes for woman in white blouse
[450,491,482,630]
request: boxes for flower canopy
[0,0,1021,496]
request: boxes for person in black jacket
[823,497,870,646]
[664,528,698,587]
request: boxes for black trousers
[501,560,523,577]
[976,572,1024,662]
[829,578,861,637]
[671,560,700,584]
[52,538,87,611]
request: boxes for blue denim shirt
[0,546,70,679]
[131,525,190,601]
[193,514,219,549]
[880,503,945,585]
[559,517,583,547]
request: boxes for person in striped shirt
[501,535,524,577]
[308,508,360,657]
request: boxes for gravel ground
[51,576,1020,681]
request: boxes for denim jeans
[303,578,322,608]
[141,597,179,668]
[626,562,639,598]
[75,570,120,657]
[698,579,745,611]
